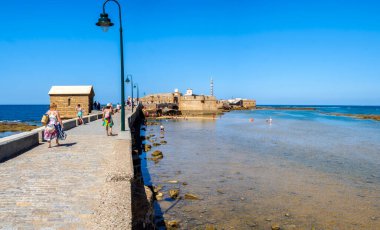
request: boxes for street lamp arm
[102,0,123,28]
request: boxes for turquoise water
[142,107,380,229]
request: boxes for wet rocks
[271,224,281,230]
[0,122,38,132]
[155,192,164,201]
[184,193,200,200]
[165,220,180,229]
[169,189,180,199]
[167,180,178,184]
[160,140,167,144]
[153,142,161,146]
[144,144,152,152]
[153,185,163,193]
[152,150,163,157]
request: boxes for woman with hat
[102,103,114,136]
[44,103,63,148]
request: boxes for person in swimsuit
[102,103,114,136]
[76,104,84,125]
[44,103,63,148]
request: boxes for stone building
[48,86,95,119]
[140,89,219,115]
[242,99,256,109]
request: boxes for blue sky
[1,0,379,105]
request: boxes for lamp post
[134,83,139,102]
[96,0,126,131]
[126,74,134,113]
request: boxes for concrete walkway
[0,112,133,229]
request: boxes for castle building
[48,86,95,119]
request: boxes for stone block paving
[0,112,130,229]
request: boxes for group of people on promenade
[93,101,101,110]
[42,102,117,148]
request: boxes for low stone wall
[0,113,102,162]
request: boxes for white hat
[107,103,112,107]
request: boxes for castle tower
[210,77,214,96]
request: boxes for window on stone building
[68,98,71,106]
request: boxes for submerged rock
[184,193,200,200]
[152,150,163,157]
[153,185,163,193]
[160,140,167,144]
[144,144,152,152]
[165,220,180,229]
[169,189,180,199]
[155,192,164,201]
[271,224,281,230]
[153,142,161,146]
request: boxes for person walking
[76,104,84,125]
[102,103,114,136]
[44,103,63,148]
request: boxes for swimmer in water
[160,125,165,131]
[266,117,273,124]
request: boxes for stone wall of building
[242,99,256,109]
[179,95,219,114]
[50,95,91,119]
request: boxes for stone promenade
[0,112,133,229]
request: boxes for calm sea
[142,105,380,229]
[0,105,49,138]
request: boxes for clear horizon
[1,0,380,105]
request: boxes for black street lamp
[126,74,134,113]
[134,83,139,102]
[96,0,126,131]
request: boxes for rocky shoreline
[326,113,380,121]
[256,106,316,111]
[0,122,39,132]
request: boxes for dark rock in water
[152,150,163,157]
[165,220,180,229]
[182,182,188,186]
[184,193,200,200]
[216,189,224,194]
[160,140,167,144]
[271,224,281,230]
[153,185,163,193]
[169,189,180,199]
[246,221,257,227]
[155,192,164,201]
[153,142,161,146]
[144,144,152,152]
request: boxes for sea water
[142,106,380,229]
[0,105,48,138]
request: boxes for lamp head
[96,13,114,32]
[125,76,130,83]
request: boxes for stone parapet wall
[0,113,101,162]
